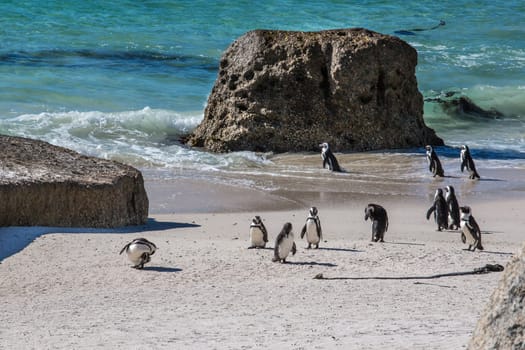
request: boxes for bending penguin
[426,145,445,177]
[248,215,268,249]
[120,238,157,269]
[300,207,322,249]
[272,222,297,263]
[426,188,448,231]
[459,206,484,251]
[319,142,342,172]
[445,185,461,230]
[364,204,389,242]
[460,145,480,179]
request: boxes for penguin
[426,188,448,231]
[364,203,389,242]
[319,142,342,172]
[459,206,484,251]
[119,238,157,269]
[460,145,480,179]
[445,185,461,230]
[425,145,445,177]
[300,207,322,249]
[272,222,297,263]
[248,215,268,249]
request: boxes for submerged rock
[187,28,443,152]
[468,243,525,349]
[0,135,148,228]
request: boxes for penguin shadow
[142,266,183,273]
[477,250,514,256]
[286,261,337,267]
[247,247,274,250]
[381,241,426,247]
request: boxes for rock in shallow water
[0,135,148,228]
[187,28,443,153]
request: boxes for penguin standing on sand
[445,185,461,230]
[460,206,484,251]
[272,222,297,263]
[426,188,448,231]
[300,207,322,249]
[426,145,445,177]
[120,238,157,269]
[248,215,268,249]
[460,145,481,179]
[319,142,342,172]
[364,203,389,242]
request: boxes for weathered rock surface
[187,28,443,153]
[468,244,525,349]
[0,135,148,227]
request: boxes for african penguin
[425,145,445,177]
[119,238,157,269]
[460,206,484,251]
[248,215,268,249]
[426,188,448,231]
[364,203,389,242]
[445,185,461,230]
[272,222,297,263]
[300,207,322,249]
[460,145,480,179]
[319,142,342,172]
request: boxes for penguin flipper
[426,206,435,220]
[119,243,130,255]
[292,242,297,255]
[300,224,307,239]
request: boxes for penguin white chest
[250,226,265,247]
[460,218,476,245]
[306,220,320,244]
[278,233,294,259]
[126,243,153,264]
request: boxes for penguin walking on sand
[248,215,268,249]
[426,145,445,177]
[460,206,484,251]
[445,185,461,230]
[319,142,342,172]
[300,207,322,249]
[272,222,297,263]
[364,203,389,242]
[426,188,448,231]
[120,238,157,269]
[460,145,480,179]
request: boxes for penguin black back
[460,145,480,179]
[319,142,342,172]
[425,145,444,177]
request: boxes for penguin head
[435,188,443,199]
[319,142,329,151]
[253,216,262,225]
[309,207,318,217]
[460,206,471,214]
[461,145,469,152]
[445,185,455,195]
[425,145,432,152]
[282,222,293,235]
[364,204,374,220]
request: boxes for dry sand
[1,171,524,349]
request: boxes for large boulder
[468,244,525,349]
[187,28,443,152]
[0,135,148,228]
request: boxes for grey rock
[0,135,148,228]
[187,28,443,153]
[468,244,525,349]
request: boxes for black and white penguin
[300,207,322,249]
[425,145,445,177]
[364,203,389,242]
[272,222,297,263]
[426,188,448,231]
[459,206,484,251]
[119,238,157,269]
[319,142,342,172]
[248,215,268,249]
[460,145,480,179]
[445,185,461,230]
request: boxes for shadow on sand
[0,218,200,262]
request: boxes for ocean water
[1,1,524,195]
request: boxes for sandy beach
[1,162,524,349]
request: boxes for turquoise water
[0,1,524,172]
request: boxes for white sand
[1,195,523,349]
